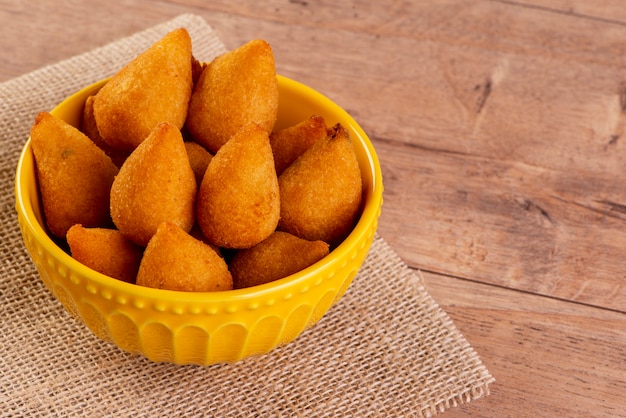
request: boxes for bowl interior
[15,75,383,303]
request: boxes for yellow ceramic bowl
[15,75,383,365]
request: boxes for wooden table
[2,1,625,416]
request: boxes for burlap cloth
[0,14,494,417]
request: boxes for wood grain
[376,140,626,311]
[1,0,625,416]
[422,270,626,417]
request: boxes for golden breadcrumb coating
[230,231,329,289]
[67,224,143,283]
[184,141,213,186]
[93,28,193,151]
[278,124,363,246]
[186,39,278,153]
[196,123,279,249]
[81,95,129,167]
[137,222,233,292]
[110,122,196,246]
[30,112,118,238]
[270,115,327,176]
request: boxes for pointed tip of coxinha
[197,123,280,249]
[110,122,196,247]
[93,28,193,152]
[186,39,279,154]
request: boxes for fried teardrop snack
[66,224,143,284]
[196,123,280,249]
[270,115,327,176]
[81,95,129,168]
[184,141,213,186]
[110,122,196,247]
[136,222,233,292]
[230,231,329,289]
[93,28,193,151]
[30,112,119,238]
[186,39,279,153]
[278,123,363,246]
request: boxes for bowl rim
[15,74,383,304]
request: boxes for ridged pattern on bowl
[17,208,378,364]
[15,75,383,365]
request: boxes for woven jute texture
[0,14,494,417]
